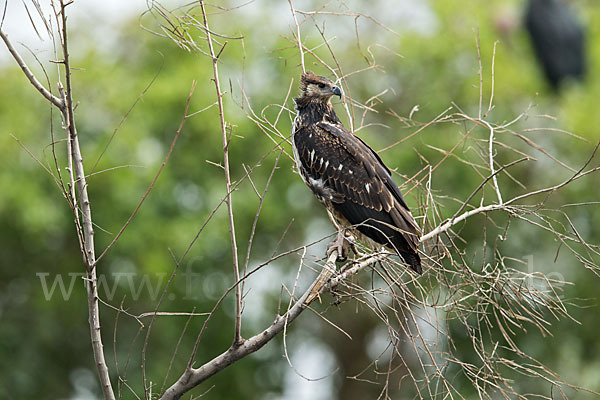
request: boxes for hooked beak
[332,85,342,98]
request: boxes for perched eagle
[291,72,422,274]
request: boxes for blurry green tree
[1,1,599,399]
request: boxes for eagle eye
[317,83,326,89]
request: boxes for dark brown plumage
[291,72,422,273]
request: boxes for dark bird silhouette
[524,0,586,90]
[291,72,422,274]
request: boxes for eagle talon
[326,230,351,261]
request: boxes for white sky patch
[276,336,337,400]
[366,325,394,363]
[0,0,151,64]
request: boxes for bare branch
[288,0,305,72]
[160,251,339,400]
[52,1,116,398]
[482,119,503,205]
[0,28,64,109]
[199,1,243,346]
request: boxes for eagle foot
[326,230,352,261]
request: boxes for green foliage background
[0,0,599,399]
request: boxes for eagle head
[300,72,342,100]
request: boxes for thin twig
[199,1,243,347]
[288,0,305,72]
[241,150,283,300]
[481,119,503,205]
[95,82,196,265]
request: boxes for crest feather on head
[300,71,333,91]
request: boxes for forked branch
[0,29,64,109]
[159,251,339,400]
[59,1,115,398]
[1,2,115,399]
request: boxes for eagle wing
[293,120,421,270]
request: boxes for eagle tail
[399,250,422,274]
